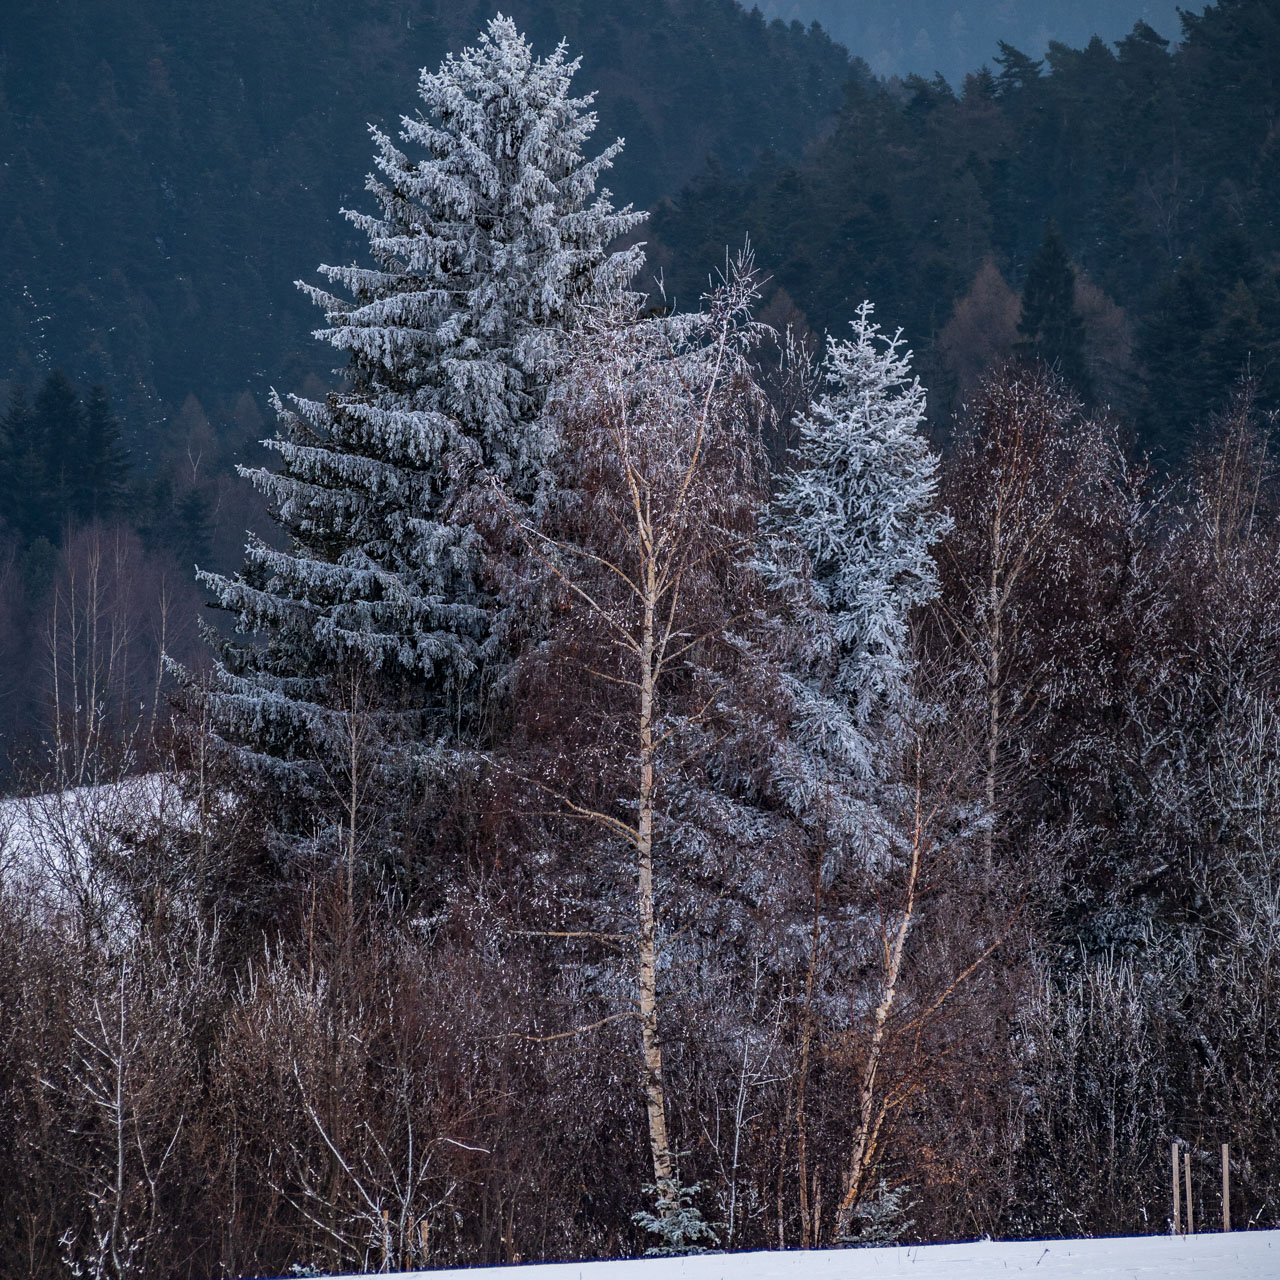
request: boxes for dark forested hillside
[0,0,857,780]
[759,0,1188,84]
[7,0,1275,463]
[5,1,1280,778]
[657,0,1280,456]
[0,0,854,427]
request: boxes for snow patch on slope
[0,774,191,914]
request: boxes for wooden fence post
[1222,1143,1231,1233]
[1172,1142,1181,1234]
[1185,1150,1195,1235]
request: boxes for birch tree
[940,366,1106,877]
[42,936,213,1280]
[504,263,775,1243]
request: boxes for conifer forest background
[3,2,1280,1277]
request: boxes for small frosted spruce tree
[765,302,950,803]
[197,16,645,810]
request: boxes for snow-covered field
[334,1233,1280,1280]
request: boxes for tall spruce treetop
[765,303,949,807]
[199,15,645,785]
[1017,223,1092,399]
[77,387,129,523]
[35,371,87,531]
[302,13,646,488]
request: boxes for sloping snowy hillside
[335,1233,1280,1280]
[0,774,195,919]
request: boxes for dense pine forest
[2,4,1280,1278]
[657,0,1280,449]
[759,1,1186,83]
[0,0,853,416]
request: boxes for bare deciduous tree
[502,261,775,1225]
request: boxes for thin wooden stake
[1184,1150,1195,1234]
[1222,1143,1231,1233]
[1172,1142,1181,1234]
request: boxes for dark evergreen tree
[173,486,212,568]
[1136,253,1269,458]
[0,385,52,543]
[1016,224,1092,399]
[76,386,130,522]
[993,41,1044,96]
[33,371,86,535]
[1113,21,1176,158]
[0,388,22,535]
[1206,279,1265,395]
[192,18,645,870]
[1181,0,1280,193]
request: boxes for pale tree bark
[637,552,673,1184]
[832,745,925,1241]
[47,942,197,1280]
[523,419,697,1189]
[312,668,377,922]
[983,506,1003,877]
[794,875,822,1247]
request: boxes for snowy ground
[333,1233,1280,1280]
[0,774,194,918]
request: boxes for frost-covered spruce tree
[765,302,950,806]
[197,16,645,831]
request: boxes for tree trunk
[983,508,1003,878]
[637,566,673,1187]
[796,876,823,1247]
[833,757,923,1241]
